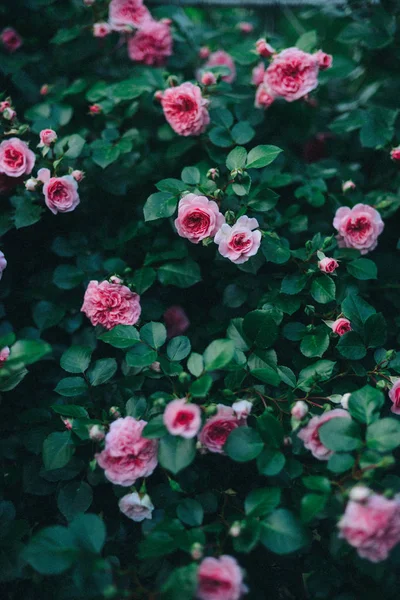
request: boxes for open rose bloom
[331,318,351,336]
[197,555,247,600]
[163,398,202,438]
[161,82,210,136]
[199,405,243,454]
[81,279,141,330]
[214,216,261,264]
[389,379,400,415]
[39,170,80,214]
[264,48,320,102]
[175,194,225,243]
[128,19,172,66]
[119,492,154,521]
[333,204,384,254]
[298,409,350,460]
[0,138,35,178]
[108,0,150,30]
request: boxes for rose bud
[38,129,57,148]
[314,50,333,70]
[89,424,105,441]
[207,167,219,180]
[109,406,121,419]
[40,84,49,96]
[154,90,164,102]
[349,486,371,502]
[291,400,309,420]
[391,146,400,161]
[238,22,253,34]
[71,169,84,182]
[232,400,252,420]
[0,101,11,112]
[89,104,102,114]
[61,417,73,430]
[0,346,10,368]
[150,361,161,373]
[340,393,351,410]
[256,38,275,58]
[201,71,217,86]
[198,46,210,60]
[25,178,38,191]
[191,542,203,560]
[93,22,111,38]
[342,180,356,193]
[331,318,352,336]
[1,27,23,53]
[318,257,339,273]
[229,521,242,537]
[2,107,16,120]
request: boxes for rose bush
[2,1,400,599]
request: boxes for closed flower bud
[342,180,356,193]
[291,400,308,420]
[109,406,121,419]
[150,361,161,373]
[109,275,123,284]
[256,39,275,58]
[340,393,351,410]
[0,101,11,112]
[89,424,105,441]
[71,169,84,182]
[229,521,241,537]
[38,129,57,147]
[391,146,400,161]
[199,46,210,60]
[318,257,339,274]
[191,542,203,560]
[89,104,102,114]
[349,486,370,502]
[376,379,387,390]
[238,22,253,34]
[62,417,73,430]
[25,178,37,191]
[207,167,219,180]
[166,75,179,87]
[40,84,49,96]
[154,90,164,102]
[204,403,218,417]
[2,107,16,120]
[201,71,217,86]
[224,210,235,225]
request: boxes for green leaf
[161,564,198,600]
[300,331,329,358]
[257,448,286,476]
[337,331,366,360]
[257,412,284,447]
[249,355,281,386]
[245,487,281,517]
[348,385,384,424]
[301,493,327,523]
[22,525,77,574]
[226,146,247,170]
[187,353,204,377]
[190,374,213,398]
[55,377,88,397]
[141,322,167,349]
[126,395,147,419]
[87,358,117,386]
[318,417,362,452]
[177,499,204,527]
[311,276,336,304]
[13,196,43,229]
[302,476,331,493]
[342,294,375,331]
[52,405,88,418]
[203,339,235,371]
[43,432,75,471]
[327,453,355,473]
[158,436,196,474]
[132,267,156,294]
[98,325,140,349]
[144,192,177,222]
[92,144,120,169]
[158,258,201,288]
[60,346,92,374]
[33,301,65,330]
[243,310,278,349]
[246,145,282,169]
[181,166,200,185]
[209,126,233,148]
[167,336,191,361]
[53,265,85,290]
[8,339,51,367]
[260,509,309,554]
[69,513,106,554]
[231,121,255,145]
[110,80,148,100]
[126,343,157,367]
[297,360,336,392]
[57,481,93,521]
[364,313,387,349]
[224,427,264,462]
[142,415,167,439]
[296,30,317,52]
[261,236,290,264]
[360,107,398,149]
[281,274,308,295]
[366,418,400,452]
[347,258,377,280]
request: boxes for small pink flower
[198,405,242,454]
[391,146,400,161]
[128,19,172,66]
[251,62,265,86]
[197,555,247,600]
[62,417,73,430]
[389,379,400,415]
[333,203,384,254]
[164,305,189,338]
[342,180,356,193]
[38,129,57,148]
[264,47,319,102]
[298,408,350,460]
[43,175,80,215]
[291,400,308,420]
[255,83,275,109]
[108,0,150,31]
[338,493,400,562]
[161,82,210,137]
[314,50,333,70]
[93,22,111,38]
[175,193,225,244]
[204,50,236,83]
[0,138,35,178]
[89,104,102,114]
[331,318,351,336]
[89,424,105,441]
[201,71,217,86]
[154,90,163,102]
[318,257,339,273]
[0,251,7,281]
[1,28,22,53]
[82,279,141,330]
[0,346,10,368]
[119,492,154,521]
[0,101,11,112]
[40,84,49,96]
[199,46,210,60]
[255,39,275,58]
[163,398,202,439]
[2,107,16,121]
[232,400,252,420]
[238,22,253,34]
[71,170,84,182]
[214,216,261,265]
[96,417,158,486]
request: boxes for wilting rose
[318,257,339,273]
[1,27,22,52]
[81,279,141,330]
[199,405,242,454]
[108,0,150,31]
[298,409,350,460]
[161,82,210,137]
[389,379,400,415]
[128,19,172,66]
[197,555,247,600]
[175,193,225,244]
[331,318,351,336]
[264,47,319,102]
[333,204,384,254]
[164,305,190,338]
[214,216,261,265]
[163,398,202,438]
[119,492,154,521]
[204,50,236,83]
[0,138,35,178]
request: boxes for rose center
[4,148,23,169]
[229,233,251,251]
[345,217,371,239]
[174,411,194,427]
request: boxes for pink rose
[342,180,356,193]
[338,493,400,562]
[96,417,158,486]
[0,101,10,112]
[42,174,80,215]
[238,22,253,34]
[298,408,350,460]
[82,279,141,330]
[199,46,210,60]
[1,28,22,53]
[291,400,308,420]
[108,0,150,31]
[119,492,154,521]
[318,257,339,273]
[314,50,333,70]
[89,425,105,441]
[0,250,7,280]
[391,146,400,161]
[0,138,35,178]
[264,47,319,102]
[214,216,261,265]
[89,104,102,114]
[72,169,84,182]
[198,405,242,454]
[232,400,252,420]
[331,318,352,336]
[204,50,236,83]
[128,19,172,66]
[175,193,225,244]
[93,22,111,38]
[161,82,210,137]
[197,555,247,600]
[255,39,275,58]
[201,72,217,86]
[164,305,190,338]
[163,398,202,439]
[39,129,57,147]
[255,84,275,109]
[40,84,49,96]
[0,346,10,368]
[389,379,400,415]
[333,203,384,254]
[252,62,266,86]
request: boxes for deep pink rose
[175,193,225,244]
[1,28,22,52]
[0,346,10,368]
[333,203,384,254]
[314,50,333,70]
[331,318,352,336]
[264,47,319,102]
[298,409,350,460]
[338,493,400,562]
[318,257,339,273]
[214,216,261,265]
[93,22,111,38]
[204,50,236,83]
[238,22,253,34]
[391,147,400,161]
[164,305,189,338]
[96,417,158,486]
[255,84,275,109]
[39,129,57,147]
[0,250,7,280]
[161,82,210,137]
[42,174,80,215]
[0,101,10,112]
[81,280,141,330]
[108,0,150,31]
[252,62,265,86]
[255,39,275,58]
[163,398,202,439]
[128,19,172,66]
[389,379,400,415]
[197,555,247,600]
[198,405,242,454]
[89,104,102,114]
[201,72,217,86]
[0,138,35,178]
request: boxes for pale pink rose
[199,46,210,60]
[350,486,370,502]
[298,408,350,460]
[43,175,80,215]
[391,146,400,161]
[238,22,253,34]
[232,400,252,420]
[342,180,356,193]
[72,170,84,182]
[0,101,11,112]
[389,379,400,415]
[108,0,150,31]
[82,279,141,330]
[128,19,172,66]
[198,405,242,454]
[163,398,202,439]
[331,318,352,336]
[0,138,35,178]
[256,39,275,58]
[314,50,333,70]
[38,129,57,147]
[333,204,384,254]
[0,251,7,280]
[175,193,225,244]
[204,50,236,83]
[0,346,10,368]
[1,28,22,52]
[264,47,319,102]
[338,493,400,562]
[318,257,339,273]
[93,22,111,37]
[201,72,217,86]
[252,62,265,86]
[164,305,189,338]
[161,82,210,137]
[96,417,158,486]
[89,104,102,114]
[197,555,247,600]
[291,400,308,420]
[119,492,154,521]
[255,84,275,109]
[214,216,261,265]
[89,424,105,441]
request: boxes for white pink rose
[161,82,210,137]
[197,555,247,600]
[333,203,384,254]
[214,216,261,265]
[81,279,141,330]
[128,19,172,66]
[119,492,154,521]
[264,47,319,102]
[163,398,202,439]
[175,193,225,244]
[232,400,252,420]
[0,138,35,178]
[298,408,350,460]
[318,257,339,273]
